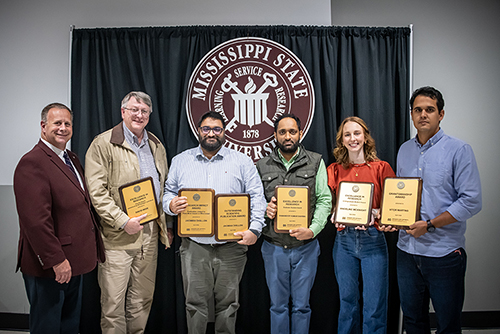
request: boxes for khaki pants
[98,223,158,334]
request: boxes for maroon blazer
[14,140,105,278]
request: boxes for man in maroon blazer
[13,102,105,334]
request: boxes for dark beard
[199,135,225,152]
[276,140,299,154]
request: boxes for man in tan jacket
[85,91,173,334]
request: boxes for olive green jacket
[256,144,331,248]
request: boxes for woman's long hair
[333,116,378,168]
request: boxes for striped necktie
[63,151,79,181]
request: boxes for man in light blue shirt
[163,111,266,334]
[396,86,482,333]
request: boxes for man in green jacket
[256,114,331,334]
[85,91,173,334]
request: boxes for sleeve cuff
[249,229,261,238]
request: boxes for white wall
[0,0,331,186]
[0,0,331,314]
[1,0,498,316]
[332,0,500,311]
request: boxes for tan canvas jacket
[85,122,171,249]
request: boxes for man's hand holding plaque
[119,177,159,225]
[124,214,147,235]
[273,186,310,234]
[379,177,422,230]
[177,188,215,237]
[215,194,250,242]
[176,189,252,241]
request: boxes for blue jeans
[261,239,320,334]
[397,247,467,334]
[333,226,388,334]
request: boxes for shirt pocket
[423,160,446,187]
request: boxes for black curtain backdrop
[71,25,411,334]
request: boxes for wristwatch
[426,219,436,232]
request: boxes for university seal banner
[186,37,315,162]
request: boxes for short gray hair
[121,91,153,114]
[41,103,73,122]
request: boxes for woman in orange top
[327,116,395,334]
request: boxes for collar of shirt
[40,138,84,189]
[122,122,148,148]
[277,146,300,171]
[40,138,66,162]
[414,128,444,149]
[195,145,227,161]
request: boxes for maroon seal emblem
[186,37,315,162]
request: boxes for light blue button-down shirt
[396,128,482,257]
[163,145,267,244]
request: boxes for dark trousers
[397,248,467,334]
[23,273,83,334]
[180,238,248,334]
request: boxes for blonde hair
[333,116,378,168]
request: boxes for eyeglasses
[200,126,223,135]
[124,107,151,116]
